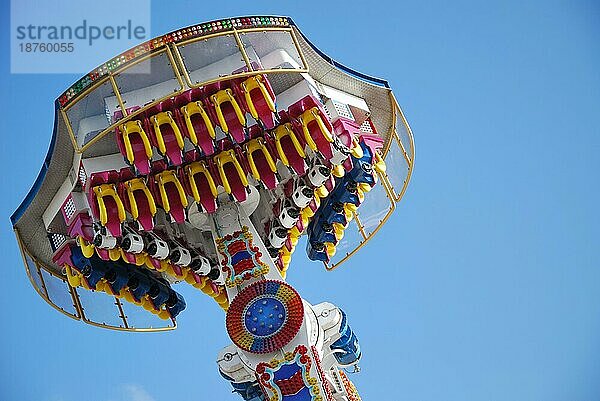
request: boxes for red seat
[88,171,124,237]
[236,75,277,130]
[208,86,247,144]
[114,120,152,176]
[181,100,216,156]
[215,150,248,202]
[245,138,278,190]
[149,110,184,166]
[289,95,334,159]
[273,124,307,175]
[183,162,218,213]
[152,170,188,224]
[120,177,156,231]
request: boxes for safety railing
[61,27,307,154]
[324,92,415,270]
[16,229,176,332]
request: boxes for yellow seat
[215,150,249,196]
[150,111,185,154]
[373,151,386,173]
[244,137,277,181]
[332,165,345,178]
[345,202,358,212]
[65,265,82,288]
[120,120,153,164]
[78,236,95,258]
[333,222,345,241]
[289,226,302,239]
[315,185,329,198]
[357,187,365,203]
[358,182,372,193]
[108,248,121,261]
[155,170,188,215]
[211,89,246,133]
[273,123,305,167]
[124,177,157,222]
[300,107,333,151]
[185,161,218,203]
[325,242,336,257]
[241,75,276,120]
[350,136,364,158]
[158,309,171,320]
[181,100,216,145]
[92,184,126,232]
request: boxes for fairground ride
[11,16,414,401]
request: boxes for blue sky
[1,1,599,400]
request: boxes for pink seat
[333,117,359,148]
[224,160,247,203]
[114,121,152,176]
[205,83,247,144]
[151,170,188,224]
[254,151,277,189]
[289,95,334,159]
[164,181,186,223]
[149,111,184,166]
[186,105,215,156]
[235,75,277,129]
[220,100,246,143]
[103,196,123,237]
[160,123,184,165]
[182,167,217,213]
[120,178,156,232]
[283,136,306,175]
[294,118,334,160]
[88,172,124,237]
[245,138,278,190]
[67,212,94,243]
[133,193,155,230]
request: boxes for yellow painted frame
[62,27,308,155]
[62,46,186,154]
[323,91,415,271]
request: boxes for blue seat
[147,282,170,309]
[103,263,130,294]
[306,241,329,262]
[346,141,375,185]
[166,291,186,318]
[128,271,153,301]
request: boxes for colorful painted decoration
[226,280,304,354]
[216,226,270,287]
[256,345,320,401]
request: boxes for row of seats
[65,208,224,281]
[114,74,277,175]
[62,211,230,312]
[263,160,338,276]
[90,96,353,238]
[114,85,350,190]
[54,244,187,319]
[307,137,384,262]
[331,309,361,366]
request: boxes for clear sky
[1,1,599,400]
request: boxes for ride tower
[11,16,414,401]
